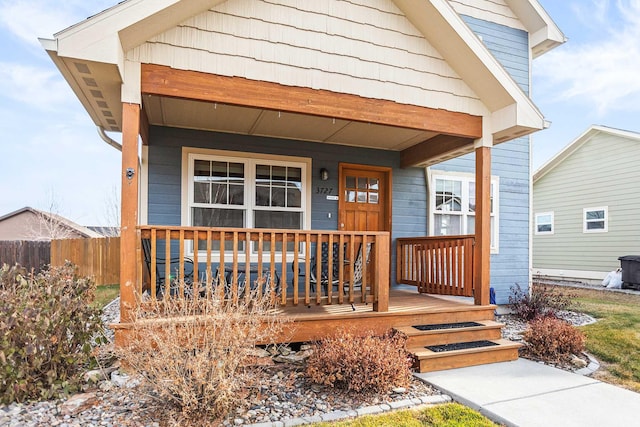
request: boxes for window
[429,172,499,252]
[535,212,554,235]
[184,149,311,257]
[583,207,607,233]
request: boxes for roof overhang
[505,0,566,58]
[41,0,555,165]
[534,125,640,182]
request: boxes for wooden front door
[338,164,391,233]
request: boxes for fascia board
[52,0,224,64]
[505,0,566,57]
[394,0,544,136]
[534,125,640,182]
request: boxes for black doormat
[412,321,483,331]
[426,340,499,353]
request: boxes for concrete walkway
[416,359,640,427]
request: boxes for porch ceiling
[143,94,439,151]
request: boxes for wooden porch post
[120,103,141,323]
[373,233,390,312]
[474,146,491,306]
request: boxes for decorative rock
[246,348,271,358]
[60,393,98,416]
[570,354,588,369]
[110,371,140,388]
[299,344,312,351]
[392,387,407,394]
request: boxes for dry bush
[522,316,585,363]
[305,328,412,393]
[0,263,104,403]
[509,283,577,322]
[116,286,289,422]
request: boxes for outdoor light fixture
[320,168,329,181]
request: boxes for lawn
[312,403,497,427]
[94,283,120,309]
[557,286,640,392]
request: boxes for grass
[550,285,640,392]
[94,283,120,309]
[312,403,497,427]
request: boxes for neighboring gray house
[533,125,640,282]
[0,207,102,241]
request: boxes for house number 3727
[315,187,333,194]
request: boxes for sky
[0,0,638,226]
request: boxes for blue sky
[0,0,638,225]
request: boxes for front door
[338,164,391,233]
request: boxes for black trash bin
[618,256,640,290]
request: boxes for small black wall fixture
[320,168,329,181]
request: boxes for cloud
[0,1,114,47]
[534,0,640,115]
[0,62,76,110]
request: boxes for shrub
[116,286,288,422]
[0,263,104,403]
[509,283,576,322]
[305,328,412,393]
[522,316,585,363]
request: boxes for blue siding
[147,126,427,284]
[437,17,531,304]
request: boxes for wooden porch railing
[136,226,389,312]
[396,235,474,297]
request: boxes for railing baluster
[270,232,276,303]
[206,229,212,299]
[218,231,225,300]
[179,229,185,298]
[327,233,333,304]
[338,234,344,304]
[245,231,251,303]
[316,232,322,305]
[293,233,299,305]
[164,230,171,301]
[150,228,157,302]
[192,230,199,298]
[281,232,287,306]
[304,233,311,306]
[257,232,263,298]
[232,231,239,304]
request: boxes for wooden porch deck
[271,287,493,343]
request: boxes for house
[41,0,563,372]
[0,207,102,241]
[533,125,640,283]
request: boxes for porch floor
[273,286,494,343]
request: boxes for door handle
[340,223,345,228]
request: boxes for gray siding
[147,126,427,284]
[533,133,640,273]
[434,16,530,304]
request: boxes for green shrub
[305,329,412,393]
[509,283,576,322]
[522,316,585,363]
[0,263,104,403]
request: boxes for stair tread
[396,320,503,336]
[409,339,522,359]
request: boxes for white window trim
[583,206,608,233]
[534,211,554,235]
[181,147,312,261]
[427,170,500,254]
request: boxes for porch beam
[473,146,491,306]
[140,63,482,139]
[400,135,475,168]
[120,103,141,323]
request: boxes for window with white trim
[429,172,499,252]
[535,212,554,235]
[583,207,607,233]
[186,151,310,255]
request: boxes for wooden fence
[0,240,51,273]
[51,237,120,285]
